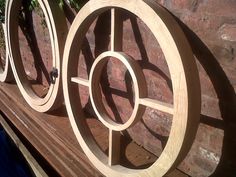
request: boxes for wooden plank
[0,82,104,177]
[0,82,189,177]
[0,114,48,177]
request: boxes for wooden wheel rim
[6,0,67,112]
[89,51,146,131]
[0,23,12,82]
[0,0,13,82]
[63,0,201,176]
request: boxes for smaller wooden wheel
[0,2,13,82]
[88,51,147,131]
[6,0,67,112]
[63,0,201,176]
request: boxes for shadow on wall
[19,1,50,86]
[177,19,236,177]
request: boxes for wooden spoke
[139,98,174,115]
[111,8,123,51]
[71,77,89,87]
[108,129,121,166]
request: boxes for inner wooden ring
[89,51,146,131]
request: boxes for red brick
[219,24,236,42]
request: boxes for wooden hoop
[63,0,201,176]
[0,1,13,82]
[89,51,146,131]
[6,0,67,112]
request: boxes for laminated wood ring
[0,1,13,82]
[89,51,147,131]
[63,0,201,176]
[6,0,67,112]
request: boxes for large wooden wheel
[6,0,67,112]
[63,0,201,176]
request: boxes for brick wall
[159,1,236,176]
[18,7,52,90]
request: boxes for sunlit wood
[111,8,123,52]
[0,23,13,82]
[71,77,89,87]
[139,98,174,114]
[108,129,121,166]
